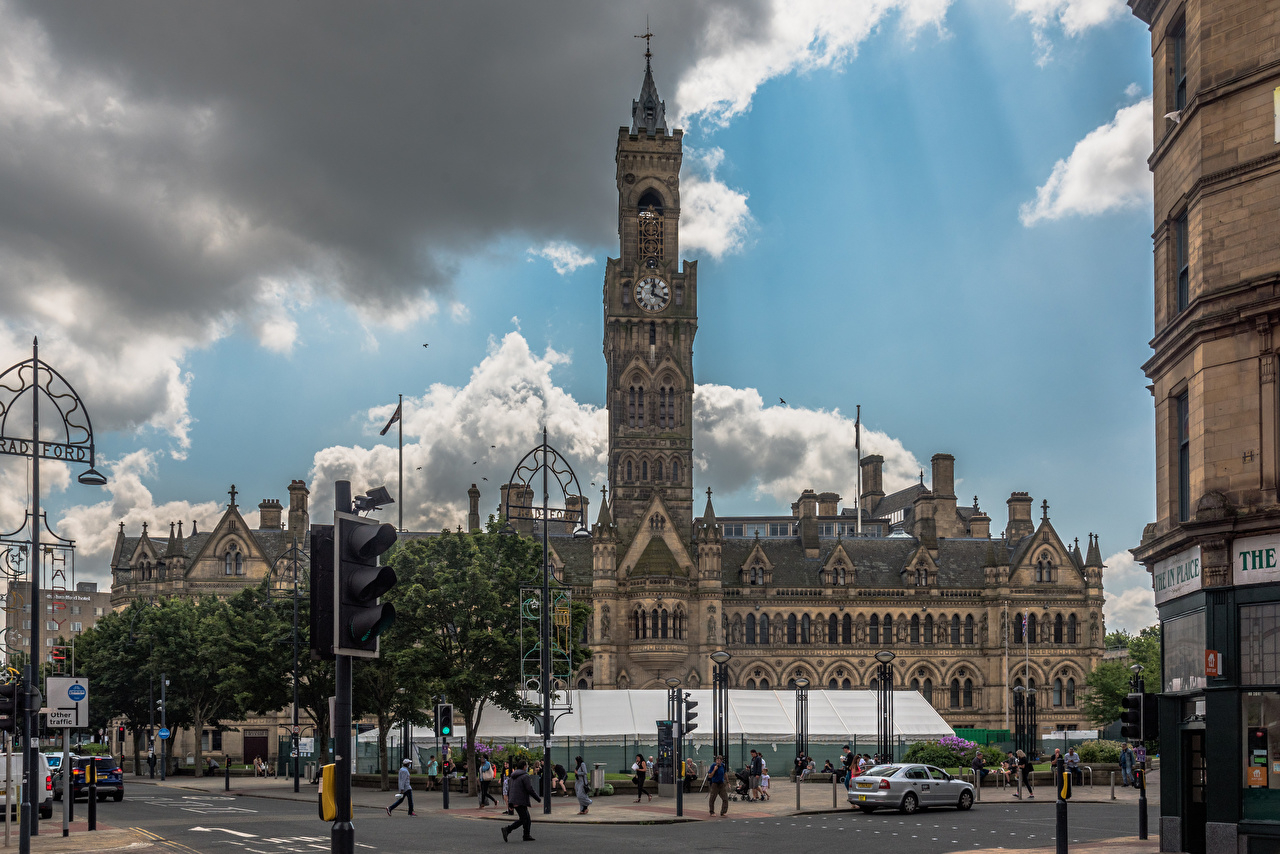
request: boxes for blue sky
[0,0,1160,629]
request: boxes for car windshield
[866,765,898,777]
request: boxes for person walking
[501,759,540,842]
[749,750,764,801]
[479,757,499,807]
[1016,749,1035,799]
[574,756,592,815]
[631,753,652,802]
[707,755,729,816]
[760,769,771,800]
[1119,743,1134,787]
[385,759,417,817]
[503,760,514,814]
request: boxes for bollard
[1056,774,1068,854]
[796,776,801,811]
[87,765,97,832]
[1137,768,1148,839]
[225,758,231,792]
[1110,771,1115,801]
[832,775,838,809]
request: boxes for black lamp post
[1012,685,1026,757]
[503,428,590,816]
[874,650,895,762]
[710,651,731,764]
[268,539,308,793]
[0,339,106,854]
[1026,687,1038,759]
[794,677,810,760]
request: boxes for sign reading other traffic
[44,676,89,729]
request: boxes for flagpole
[398,393,403,532]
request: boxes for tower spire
[630,24,667,135]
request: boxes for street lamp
[1130,663,1148,839]
[0,339,106,853]
[874,650,895,762]
[1027,687,1038,759]
[268,539,308,793]
[1012,685,1026,757]
[709,651,732,764]
[794,677,810,760]
[502,428,589,816]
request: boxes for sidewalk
[956,838,1159,854]
[128,770,1160,824]
[25,823,154,853]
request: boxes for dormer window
[225,543,243,576]
[1036,552,1056,583]
[915,566,928,586]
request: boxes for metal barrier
[1082,765,1093,788]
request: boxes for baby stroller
[732,767,752,801]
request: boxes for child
[760,771,771,800]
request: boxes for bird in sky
[472,461,477,465]
[482,477,488,481]
[416,466,422,470]
[490,445,496,448]
[423,343,429,348]
[779,397,786,405]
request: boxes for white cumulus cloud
[305,331,923,532]
[675,0,951,127]
[1012,0,1128,63]
[1101,549,1158,634]
[529,241,596,276]
[680,148,753,260]
[1020,97,1152,226]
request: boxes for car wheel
[859,805,876,813]
[900,792,919,814]
[114,792,123,802]
[958,790,973,811]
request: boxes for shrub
[904,736,983,768]
[1077,740,1123,764]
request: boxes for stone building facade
[498,56,1109,735]
[1126,0,1280,851]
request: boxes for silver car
[846,763,974,814]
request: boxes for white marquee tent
[362,689,953,745]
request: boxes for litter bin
[591,763,606,791]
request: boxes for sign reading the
[1153,546,1202,605]
[44,676,88,728]
[1206,649,1221,677]
[1233,533,1280,587]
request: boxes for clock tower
[604,49,697,538]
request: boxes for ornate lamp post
[709,650,731,764]
[874,650,896,762]
[0,339,106,853]
[1026,687,1038,759]
[1012,685,1026,757]
[268,539,308,793]
[794,677,810,760]
[502,428,589,815]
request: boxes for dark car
[52,756,123,802]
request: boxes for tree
[387,524,589,796]
[75,603,163,774]
[1083,622,1162,727]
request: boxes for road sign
[44,676,89,728]
[158,727,171,740]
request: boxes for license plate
[856,782,872,789]
[858,795,867,801]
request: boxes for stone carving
[1090,612,1099,642]
[601,605,611,641]
[707,616,716,644]
[980,613,989,644]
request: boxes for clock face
[635,276,670,312]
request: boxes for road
[65,788,1147,853]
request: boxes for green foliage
[1077,740,1124,764]
[1082,660,1132,727]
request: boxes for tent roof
[363,690,953,744]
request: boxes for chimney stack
[467,484,481,533]
[817,492,840,516]
[1006,492,1035,540]
[287,480,310,535]
[859,455,885,515]
[258,499,283,530]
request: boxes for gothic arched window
[842,678,852,689]
[625,460,633,481]
[649,321,656,346]
[745,678,756,690]
[650,609,659,638]
[746,614,756,644]
[801,614,811,644]
[630,610,639,639]
[950,679,961,708]
[1066,677,1076,706]
[923,614,933,644]
[637,386,645,426]
[641,460,649,481]
[628,387,637,427]
[910,614,920,644]
[1014,613,1024,644]
[915,566,928,586]
[922,678,933,704]
[842,614,852,645]
[828,614,838,644]
[869,614,879,645]
[224,543,242,576]
[1067,613,1078,644]
[965,614,975,645]
[655,459,663,481]
[1054,613,1064,644]
[672,458,681,483]
[787,614,797,645]
[951,614,961,644]
[1053,678,1064,707]
[759,614,770,644]
[883,614,893,646]
[660,609,669,639]
[963,678,974,708]
[1027,613,1038,644]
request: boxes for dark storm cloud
[5,0,767,318]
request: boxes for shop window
[1177,391,1190,522]
[1242,692,1280,820]
[1242,604,1280,685]
[1165,609,1207,692]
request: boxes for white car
[0,753,53,820]
[847,763,974,814]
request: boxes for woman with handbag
[479,757,498,807]
[574,756,592,815]
[631,753,652,803]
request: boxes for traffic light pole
[332,481,355,854]
[540,449,552,816]
[1138,673,1148,841]
[21,343,42,854]
[675,698,683,818]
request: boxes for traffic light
[334,513,398,658]
[1120,692,1143,740]
[309,524,335,660]
[681,695,698,736]
[1141,692,1160,742]
[117,725,125,745]
[0,683,17,734]
[436,704,454,739]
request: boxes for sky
[0,0,1161,632]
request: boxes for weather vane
[635,17,653,69]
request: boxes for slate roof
[869,483,928,520]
